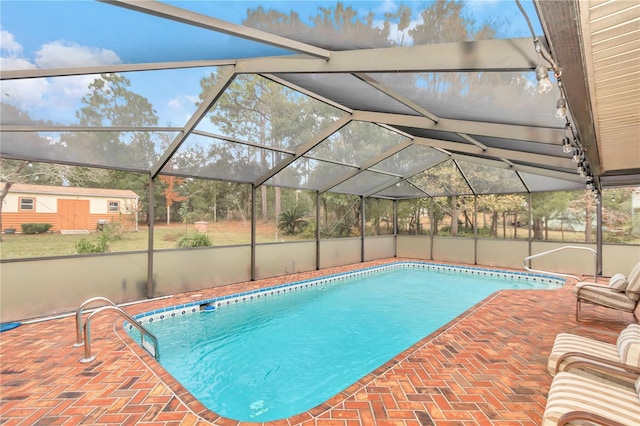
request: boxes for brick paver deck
[0,259,633,425]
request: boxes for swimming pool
[126,262,563,422]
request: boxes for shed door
[57,199,90,230]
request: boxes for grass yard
[0,221,305,260]
[0,220,636,260]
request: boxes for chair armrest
[576,282,606,289]
[574,282,609,297]
[558,411,626,426]
[562,356,640,381]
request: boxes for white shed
[1,183,139,232]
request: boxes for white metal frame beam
[413,137,574,170]
[362,155,454,197]
[352,110,563,144]
[262,74,353,114]
[151,66,237,177]
[319,140,414,193]
[253,115,352,187]
[447,153,585,184]
[101,0,331,59]
[1,38,539,81]
[0,125,181,132]
[0,60,233,81]
[352,73,440,123]
[237,38,539,74]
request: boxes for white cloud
[0,29,23,54]
[0,56,35,71]
[168,97,182,110]
[35,40,120,68]
[167,94,200,112]
[162,95,199,126]
[1,78,49,108]
[50,74,101,105]
[1,74,99,117]
[1,31,122,122]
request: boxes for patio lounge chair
[574,261,640,322]
[542,368,640,426]
[547,324,640,381]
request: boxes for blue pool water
[130,264,562,421]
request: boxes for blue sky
[0,0,542,126]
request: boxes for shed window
[19,197,34,211]
[108,201,120,213]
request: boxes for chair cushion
[575,283,637,312]
[628,261,640,279]
[542,372,640,426]
[548,332,619,375]
[617,324,640,368]
[625,261,640,301]
[609,273,628,292]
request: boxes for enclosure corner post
[147,174,155,299]
[316,191,321,270]
[527,192,533,268]
[251,184,256,281]
[429,197,434,261]
[473,195,478,265]
[393,199,398,258]
[360,195,365,263]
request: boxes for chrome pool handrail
[73,296,118,347]
[523,246,597,282]
[79,305,159,363]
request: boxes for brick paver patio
[0,259,632,425]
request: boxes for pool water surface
[128,263,563,421]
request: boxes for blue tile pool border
[124,261,565,330]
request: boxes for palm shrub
[277,206,308,235]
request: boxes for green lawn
[1,222,636,260]
[0,222,310,260]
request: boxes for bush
[299,221,317,239]
[75,223,122,254]
[98,221,123,241]
[457,226,475,237]
[477,227,492,238]
[75,235,109,254]
[321,220,354,238]
[177,233,212,248]
[21,223,53,234]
